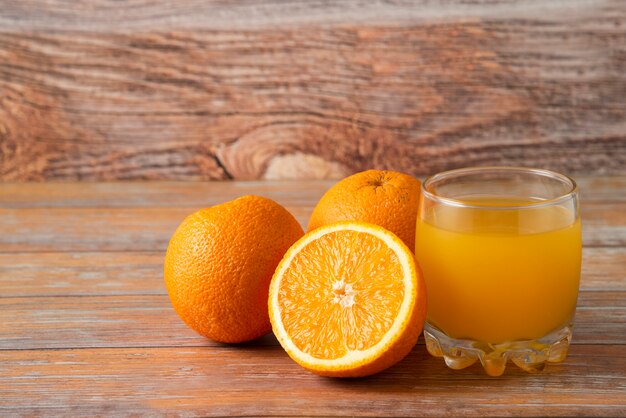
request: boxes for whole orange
[308,170,421,252]
[164,195,303,343]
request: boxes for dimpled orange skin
[164,195,304,343]
[307,170,421,252]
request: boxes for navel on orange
[165,195,303,343]
[307,170,421,252]
[269,221,427,377]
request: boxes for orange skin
[308,170,421,252]
[164,195,303,343]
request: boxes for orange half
[269,221,427,377]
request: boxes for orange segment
[269,221,427,377]
[279,230,405,359]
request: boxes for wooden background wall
[0,0,624,181]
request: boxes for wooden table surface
[1,177,625,416]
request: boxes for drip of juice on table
[415,196,582,344]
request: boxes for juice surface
[415,196,581,344]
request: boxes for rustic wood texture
[0,177,625,416]
[0,176,624,207]
[0,1,625,180]
[0,201,623,252]
[1,246,622,297]
[2,346,624,417]
[2,293,623,351]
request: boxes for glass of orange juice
[415,167,581,376]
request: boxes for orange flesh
[277,230,405,360]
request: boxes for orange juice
[415,197,582,344]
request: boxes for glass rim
[421,166,578,210]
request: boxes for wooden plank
[577,176,626,202]
[0,295,209,350]
[2,0,622,30]
[0,181,334,208]
[0,3,624,180]
[0,293,622,351]
[0,345,624,416]
[0,179,622,415]
[0,246,623,298]
[0,205,311,252]
[0,252,165,297]
[581,247,626,291]
[0,177,623,209]
[581,202,626,247]
[0,201,622,252]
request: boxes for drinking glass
[415,167,581,376]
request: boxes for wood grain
[0,252,165,297]
[582,247,626,291]
[0,179,623,254]
[1,246,622,297]
[1,293,623,351]
[0,180,334,208]
[0,206,310,252]
[0,201,622,252]
[2,0,621,31]
[0,179,625,416]
[0,1,625,180]
[0,295,221,350]
[0,176,624,208]
[1,346,624,416]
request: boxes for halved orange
[268,221,427,377]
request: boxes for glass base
[423,322,573,376]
